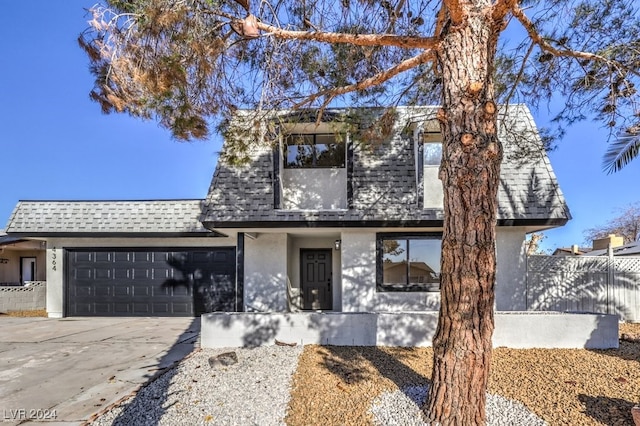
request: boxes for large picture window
[376,233,442,292]
[284,134,345,168]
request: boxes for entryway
[20,256,36,284]
[300,249,333,310]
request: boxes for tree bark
[425,3,503,425]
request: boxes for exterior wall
[341,230,441,312]
[338,227,527,312]
[286,235,342,312]
[423,167,443,208]
[44,236,236,318]
[244,233,287,312]
[201,311,619,349]
[282,168,347,210]
[41,227,529,317]
[495,227,527,310]
[0,282,46,312]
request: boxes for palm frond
[603,131,640,174]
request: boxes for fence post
[607,244,614,315]
[525,254,529,310]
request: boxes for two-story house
[201,104,570,316]
[4,104,570,318]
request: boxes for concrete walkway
[0,317,199,425]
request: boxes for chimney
[592,234,624,251]
[571,244,579,255]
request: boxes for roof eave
[5,231,226,238]
[202,217,569,230]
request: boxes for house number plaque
[51,247,57,271]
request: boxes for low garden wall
[0,281,46,313]
[201,311,619,349]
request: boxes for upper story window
[284,134,346,168]
[422,132,442,166]
[421,131,444,209]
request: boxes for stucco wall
[202,311,619,349]
[495,227,527,310]
[42,228,528,317]
[341,231,441,312]
[244,233,287,312]
[282,168,347,210]
[423,167,443,208]
[44,236,236,318]
[340,228,527,312]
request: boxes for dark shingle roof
[201,105,570,228]
[5,199,213,236]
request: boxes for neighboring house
[552,246,591,256]
[4,105,571,318]
[0,230,46,286]
[587,241,640,257]
[552,235,632,257]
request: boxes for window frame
[419,131,444,210]
[376,232,442,293]
[283,133,346,169]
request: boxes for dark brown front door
[301,249,332,310]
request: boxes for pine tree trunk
[424,4,503,425]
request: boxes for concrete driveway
[0,317,199,425]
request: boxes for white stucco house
[4,105,572,320]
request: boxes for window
[284,134,345,168]
[376,233,442,292]
[423,141,442,165]
[421,132,443,209]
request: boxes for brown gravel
[286,323,640,426]
[0,309,47,317]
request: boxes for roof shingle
[5,199,212,235]
[201,104,571,228]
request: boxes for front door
[21,257,36,284]
[301,249,332,310]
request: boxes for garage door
[66,248,236,316]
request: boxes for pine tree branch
[255,21,439,49]
[491,0,518,23]
[442,0,465,26]
[512,4,640,78]
[503,40,535,105]
[293,50,435,117]
[434,4,448,38]
[212,10,439,49]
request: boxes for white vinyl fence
[526,255,640,321]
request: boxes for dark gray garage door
[66,248,236,316]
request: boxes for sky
[1,2,639,252]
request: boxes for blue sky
[1,2,638,252]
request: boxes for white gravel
[370,385,547,426]
[91,346,303,426]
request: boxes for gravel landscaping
[90,323,640,425]
[91,345,303,426]
[0,309,47,317]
